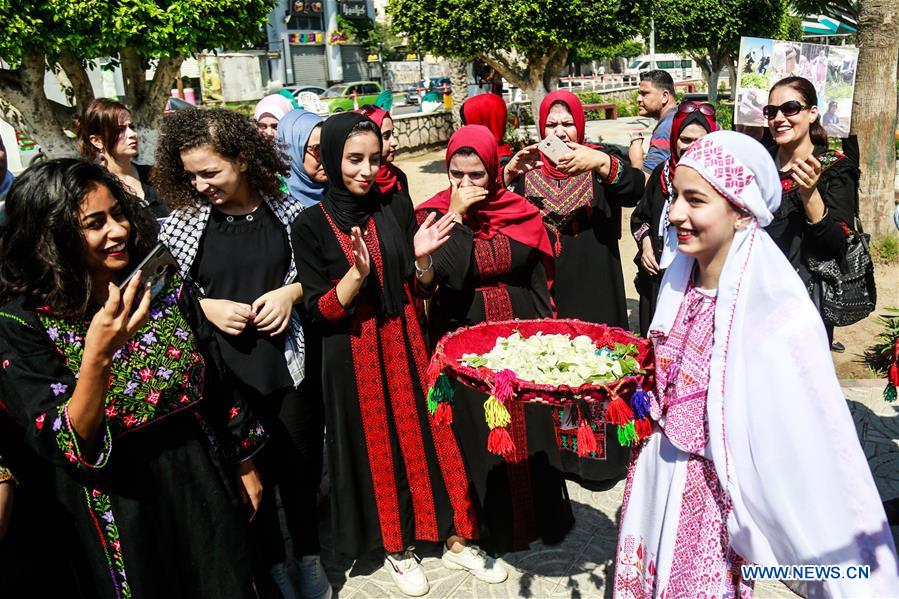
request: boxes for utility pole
[650,17,656,70]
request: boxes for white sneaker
[441,544,508,584]
[384,549,429,597]
[297,555,332,599]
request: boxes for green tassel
[427,387,438,414]
[616,422,637,446]
[885,384,897,404]
[427,374,455,414]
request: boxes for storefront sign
[288,31,324,44]
[338,0,367,18]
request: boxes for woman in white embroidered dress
[613,131,899,598]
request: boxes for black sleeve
[429,212,475,292]
[0,309,111,477]
[806,161,857,259]
[291,210,355,326]
[530,257,553,318]
[601,148,645,208]
[631,167,663,241]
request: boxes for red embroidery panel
[379,315,439,540]
[481,287,514,322]
[318,288,349,322]
[473,235,514,321]
[404,301,479,539]
[507,400,537,548]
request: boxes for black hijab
[319,112,412,318]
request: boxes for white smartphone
[538,133,571,165]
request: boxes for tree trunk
[126,53,183,162]
[0,54,79,158]
[447,58,468,128]
[853,0,899,236]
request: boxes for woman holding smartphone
[155,109,330,599]
[0,159,261,597]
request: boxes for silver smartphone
[538,133,571,164]
[118,242,179,303]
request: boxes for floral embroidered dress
[0,277,264,598]
[614,284,752,598]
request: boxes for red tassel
[487,427,515,457]
[889,361,899,388]
[577,419,597,457]
[426,357,442,389]
[634,417,653,440]
[434,402,453,427]
[605,397,633,426]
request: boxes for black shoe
[831,341,845,353]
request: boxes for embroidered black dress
[422,217,574,554]
[0,279,262,598]
[290,195,478,559]
[511,150,643,485]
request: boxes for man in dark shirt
[631,70,676,181]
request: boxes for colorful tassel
[605,396,634,426]
[484,395,511,429]
[427,387,438,415]
[434,402,453,427]
[631,386,651,420]
[493,369,517,403]
[616,422,637,446]
[634,417,653,440]
[889,361,899,388]
[885,384,897,404]
[426,358,442,389]
[487,426,515,457]
[577,419,597,457]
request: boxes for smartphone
[538,133,571,165]
[118,243,178,303]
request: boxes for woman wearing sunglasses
[503,90,644,484]
[277,108,327,207]
[631,101,718,337]
[763,76,859,348]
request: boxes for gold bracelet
[806,207,828,226]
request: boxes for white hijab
[651,131,898,596]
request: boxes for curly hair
[0,159,158,319]
[152,108,288,210]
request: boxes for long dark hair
[0,159,157,319]
[75,98,132,160]
[770,76,828,146]
[152,108,288,210]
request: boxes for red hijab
[355,105,400,194]
[461,94,512,160]
[417,125,553,259]
[538,90,597,179]
[661,104,719,195]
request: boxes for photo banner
[734,36,858,138]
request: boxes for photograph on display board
[735,36,858,137]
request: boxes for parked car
[405,77,452,105]
[283,85,327,99]
[319,81,383,112]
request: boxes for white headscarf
[254,94,294,122]
[651,131,899,596]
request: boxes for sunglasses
[763,100,809,119]
[359,104,379,116]
[305,144,321,159]
[677,102,716,117]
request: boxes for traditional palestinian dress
[511,90,644,484]
[614,131,899,598]
[631,106,719,337]
[291,112,477,558]
[0,277,262,598]
[417,125,572,555]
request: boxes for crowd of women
[0,74,896,598]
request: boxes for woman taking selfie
[155,109,330,598]
[0,159,260,597]
[77,98,168,219]
[292,113,505,597]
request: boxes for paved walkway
[320,385,897,598]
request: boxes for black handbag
[806,215,876,327]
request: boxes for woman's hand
[350,226,371,279]
[448,180,488,221]
[83,274,151,363]
[414,211,455,258]
[200,298,256,336]
[503,144,543,185]
[640,236,660,275]
[251,284,300,336]
[237,459,263,522]
[556,142,609,176]
[791,154,822,200]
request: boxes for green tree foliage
[652,0,789,100]
[388,0,647,119]
[0,0,275,156]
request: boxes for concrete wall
[393,110,454,155]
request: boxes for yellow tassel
[483,395,511,429]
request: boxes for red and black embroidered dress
[417,125,573,554]
[0,277,262,598]
[291,185,478,559]
[511,90,644,485]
